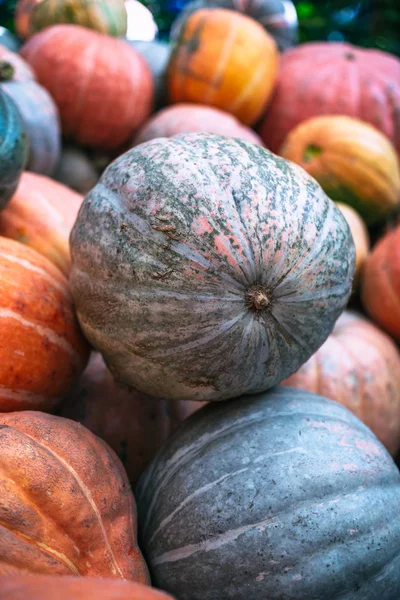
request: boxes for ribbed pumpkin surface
[137,387,400,600]
[0,411,150,580]
[335,203,369,283]
[282,311,400,455]
[0,91,27,209]
[133,104,264,146]
[0,171,83,275]
[0,237,89,411]
[70,133,355,401]
[260,42,400,156]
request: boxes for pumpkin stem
[303,144,322,163]
[245,285,270,311]
[344,52,356,61]
[0,61,15,82]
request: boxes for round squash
[361,225,400,340]
[0,576,174,600]
[133,104,264,147]
[167,8,278,126]
[0,237,89,412]
[70,133,355,402]
[0,411,149,580]
[0,44,61,176]
[127,40,171,110]
[336,202,369,283]
[53,145,99,195]
[279,115,400,225]
[20,25,153,150]
[0,91,27,210]
[282,311,400,455]
[0,171,83,275]
[136,387,400,600]
[0,26,21,51]
[59,353,206,485]
[171,0,298,52]
[15,0,127,39]
[260,42,400,156]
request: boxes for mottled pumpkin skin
[137,387,400,600]
[0,411,150,581]
[15,0,127,39]
[0,44,60,176]
[171,0,297,52]
[282,312,400,455]
[133,104,264,147]
[0,576,174,599]
[0,91,27,210]
[0,172,83,275]
[260,42,400,156]
[279,116,400,225]
[336,203,369,284]
[127,40,171,110]
[70,133,355,401]
[168,9,278,126]
[59,353,206,485]
[0,237,89,412]
[21,25,153,150]
[362,225,400,340]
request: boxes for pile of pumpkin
[1,0,400,599]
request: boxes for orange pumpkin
[0,172,83,275]
[0,411,149,580]
[336,202,369,283]
[20,25,153,150]
[362,225,400,340]
[59,353,206,485]
[0,237,89,412]
[168,8,278,126]
[0,576,173,599]
[282,311,400,455]
[279,115,400,225]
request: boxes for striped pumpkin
[136,387,400,599]
[70,133,355,402]
[167,9,278,126]
[0,237,89,412]
[0,91,27,210]
[0,411,150,580]
[15,0,127,40]
[0,172,83,275]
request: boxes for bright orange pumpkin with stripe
[0,411,150,580]
[168,8,278,126]
[0,172,83,275]
[0,238,89,412]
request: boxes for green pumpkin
[0,90,28,210]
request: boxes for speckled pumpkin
[59,353,206,485]
[0,237,89,412]
[167,9,278,126]
[260,42,400,155]
[0,411,149,580]
[0,172,83,275]
[137,387,400,600]
[362,225,400,340]
[279,116,400,225]
[70,133,355,401]
[0,44,61,176]
[0,91,27,210]
[282,311,400,455]
[20,25,153,150]
[15,0,127,39]
[133,104,264,147]
[336,202,369,283]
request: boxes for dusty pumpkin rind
[136,387,400,600]
[0,411,150,581]
[70,133,355,401]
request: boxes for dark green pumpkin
[137,387,400,600]
[0,90,27,209]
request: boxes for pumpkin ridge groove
[14,429,125,579]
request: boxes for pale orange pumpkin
[335,202,369,283]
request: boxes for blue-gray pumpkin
[0,90,27,209]
[126,40,171,110]
[136,387,400,600]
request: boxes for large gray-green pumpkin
[69,133,355,401]
[136,387,400,600]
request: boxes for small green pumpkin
[0,90,27,209]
